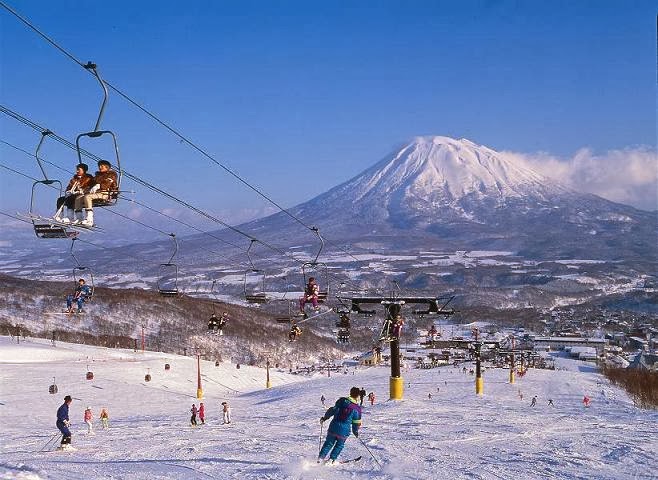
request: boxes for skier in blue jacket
[56,395,73,449]
[318,386,362,464]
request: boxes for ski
[338,455,362,464]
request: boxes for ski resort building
[532,336,606,355]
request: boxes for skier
[358,388,366,406]
[428,393,432,400]
[199,402,205,425]
[99,407,109,429]
[320,395,326,407]
[368,392,375,406]
[318,386,362,465]
[299,277,320,315]
[190,404,198,426]
[530,395,537,407]
[583,395,591,407]
[56,395,73,450]
[548,399,554,407]
[65,278,92,314]
[83,406,94,434]
[222,401,231,424]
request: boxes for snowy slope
[1,336,656,480]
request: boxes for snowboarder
[190,404,198,426]
[368,392,375,406]
[530,395,537,407]
[299,277,320,314]
[358,388,366,406]
[83,406,94,434]
[318,386,362,465]
[56,395,73,449]
[199,402,205,425]
[320,395,326,407]
[99,407,109,429]
[222,401,231,424]
[65,278,92,314]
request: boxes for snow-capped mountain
[248,135,655,259]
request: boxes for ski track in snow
[0,336,656,480]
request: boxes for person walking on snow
[368,392,375,406]
[358,388,366,406]
[318,386,362,464]
[99,407,109,429]
[222,402,231,424]
[530,395,537,407]
[190,404,198,426]
[199,403,205,425]
[56,395,73,449]
[83,406,94,434]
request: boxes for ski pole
[357,436,382,468]
[41,432,60,451]
[318,421,324,455]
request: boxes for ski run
[0,336,656,480]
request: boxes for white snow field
[1,336,656,480]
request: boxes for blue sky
[1,0,656,237]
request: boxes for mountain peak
[355,135,557,204]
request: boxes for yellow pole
[475,377,484,395]
[196,354,204,399]
[390,376,404,400]
[509,369,515,384]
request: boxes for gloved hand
[319,417,325,424]
[353,431,358,438]
[90,184,100,193]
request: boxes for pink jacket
[199,404,205,418]
[84,409,93,421]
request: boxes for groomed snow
[0,336,656,479]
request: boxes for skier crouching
[318,386,362,464]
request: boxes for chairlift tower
[340,294,454,401]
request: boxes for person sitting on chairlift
[74,160,118,227]
[54,163,94,224]
[218,312,228,334]
[289,322,302,341]
[66,278,92,314]
[299,277,320,314]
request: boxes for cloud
[503,146,658,211]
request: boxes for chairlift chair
[243,239,269,304]
[158,234,179,296]
[28,130,78,239]
[70,238,95,300]
[75,62,122,207]
[301,227,329,302]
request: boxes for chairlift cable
[1,117,366,292]
[0,3,364,264]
